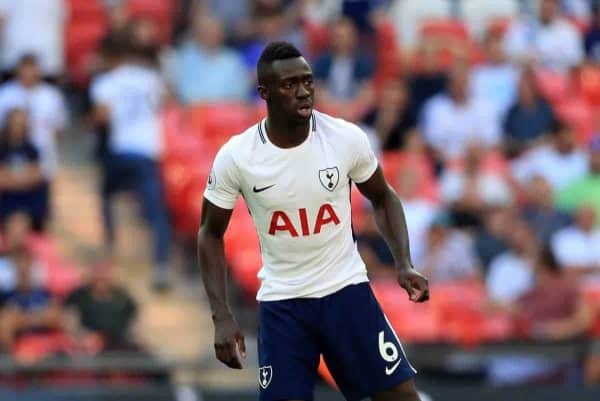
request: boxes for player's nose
[296,84,311,98]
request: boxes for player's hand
[397,268,429,303]
[213,314,247,369]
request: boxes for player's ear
[257,85,269,101]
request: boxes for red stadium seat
[373,19,402,90]
[303,21,330,60]
[187,103,253,149]
[381,151,439,204]
[582,281,600,337]
[554,97,595,144]
[577,65,600,107]
[127,0,177,45]
[534,68,570,104]
[416,19,479,69]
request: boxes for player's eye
[282,82,293,89]
[304,78,313,86]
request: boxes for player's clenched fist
[213,315,247,369]
[397,268,430,303]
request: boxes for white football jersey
[204,110,378,301]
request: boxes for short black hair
[257,41,303,85]
[17,53,38,68]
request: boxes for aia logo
[268,203,340,236]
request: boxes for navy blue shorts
[257,283,417,401]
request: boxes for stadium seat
[187,103,253,149]
[373,19,402,90]
[303,20,330,60]
[581,281,600,337]
[534,68,571,104]
[389,0,452,48]
[554,97,595,144]
[577,65,600,107]
[382,151,439,204]
[127,0,177,45]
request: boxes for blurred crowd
[0,0,600,387]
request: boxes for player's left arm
[356,167,429,303]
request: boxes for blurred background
[1,0,600,400]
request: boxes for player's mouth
[297,103,312,118]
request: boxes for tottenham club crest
[319,167,339,192]
[258,365,273,389]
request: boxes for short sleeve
[348,125,378,183]
[90,76,111,105]
[203,142,241,209]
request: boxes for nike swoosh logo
[253,184,275,193]
[385,360,401,376]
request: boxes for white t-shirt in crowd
[421,94,501,159]
[0,0,66,75]
[0,80,68,178]
[470,63,519,120]
[440,171,513,207]
[551,226,600,269]
[204,111,379,301]
[91,64,165,159]
[511,145,588,190]
[401,198,438,266]
[486,251,534,304]
[504,16,583,73]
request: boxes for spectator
[0,0,67,79]
[489,247,592,386]
[551,204,600,278]
[511,120,588,191]
[395,168,438,266]
[503,0,584,73]
[421,64,501,162]
[0,109,49,230]
[419,214,481,283]
[0,55,68,180]
[64,256,139,352]
[585,4,600,64]
[460,0,520,41]
[239,4,305,93]
[470,30,519,120]
[313,17,375,119]
[503,68,556,157]
[0,211,32,253]
[91,38,172,291]
[486,219,537,306]
[557,136,600,221]
[362,78,417,151]
[516,248,592,341]
[439,144,512,227]
[0,246,60,349]
[407,42,447,116]
[356,208,395,281]
[173,15,249,104]
[474,206,510,273]
[389,0,451,49]
[522,176,571,246]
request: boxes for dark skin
[198,57,428,400]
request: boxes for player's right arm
[198,141,246,369]
[197,199,246,369]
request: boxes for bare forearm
[198,229,232,320]
[372,187,413,269]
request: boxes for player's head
[257,42,314,123]
[17,54,40,87]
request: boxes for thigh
[320,283,417,401]
[258,299,320,401]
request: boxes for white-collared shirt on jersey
[204,110,379,301]
[90,64,165,159]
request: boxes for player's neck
[265,114,310,149]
